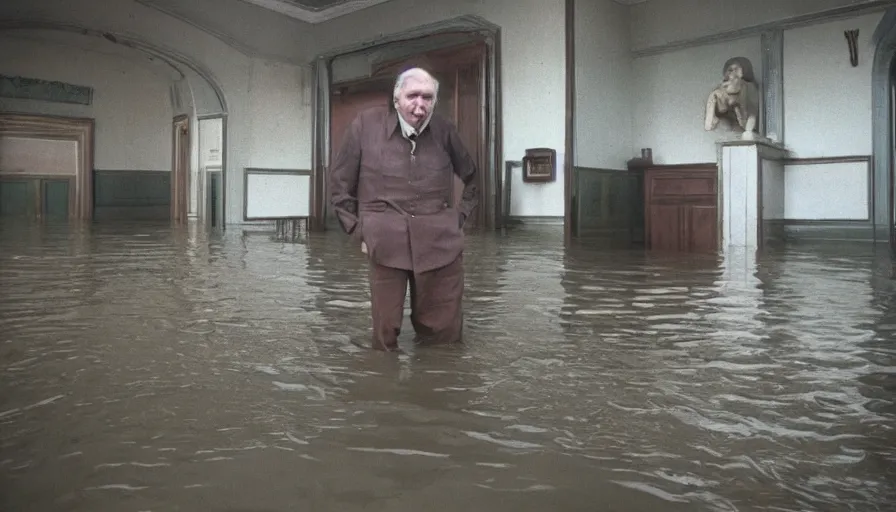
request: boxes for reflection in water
[1,220,894,511]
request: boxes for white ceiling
[0,30,185,82]
[136,0,318,64]
[236,0,394,23]
[238,0,647,23]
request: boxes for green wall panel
[93,170,170,221]
[0,180,37,218]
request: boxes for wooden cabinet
[644,165,718,253]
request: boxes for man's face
[395,76,436,130]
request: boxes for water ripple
[0,222,894,511]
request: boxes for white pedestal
[717,139,790,251]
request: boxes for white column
[719,140,790,250]
[761,30,785,144]
[720,142,760,249]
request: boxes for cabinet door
[0,179,39,219]
[685,205,718,253]
[648,204,682,252]
[42,180,70,220]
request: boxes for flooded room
[2,0,896,510]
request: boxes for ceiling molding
[134,0,308,66]
[134,0,254,58]
[237,0,392,23]
[612,0,648,4]
[0,20,229,113]
[632,0,896,58]
[0,31,185,82]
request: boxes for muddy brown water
[1,220,895,511]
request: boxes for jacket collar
[385,109,433,139]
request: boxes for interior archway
[311,15,502,233]
[0,21,229,226]
[871,9,896,253]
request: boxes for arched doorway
[311,16,502,233]
[0,21,229,227]
[871,10,896,256]
[327,39,488,231]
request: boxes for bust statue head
[721,57,755,91]
[705,56,760,138]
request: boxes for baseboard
[763,219,787,243]
[94,205,169,221]
[783,220,874,242]
[507,215,564,225]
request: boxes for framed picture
[522,147,556,183]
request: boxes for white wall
[0,37,173,171]
[0,0,317,225]
[629,0,884,52]
[783,12,882,158]
[247,59,312,170]
[200,118,223,167]
[574,0,633,170]
[784,160,870,220]
[313,0,567,218]
[762,158,786,221]
[631,37,762,165]
[0,0,311,223]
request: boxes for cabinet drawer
[648,174,717,197]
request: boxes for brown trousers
[368,254,464,350]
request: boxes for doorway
[328,40,489,231]
[890,61,896,256]
[0,113,94,222]
[197,115,226,231]
[171,115,190,225]
[0,177,73,221]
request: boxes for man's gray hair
[393,67,439,102]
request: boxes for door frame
[0,112,94,220]
[171,114,190,224]
[311,15,503,232]
[329,41,490,229]
[197,113,228,230]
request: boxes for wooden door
[171,115,190,224]
[454,62,482,229]
[372,41,487,229]
[330,85,392,160]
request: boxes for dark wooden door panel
[686,205,718,253]
[649,204,682,252]
[330,44,486,231]
[330,88,391,163]
[455,62,482,229]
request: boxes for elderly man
[329,67,479,351]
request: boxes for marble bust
[704,57,760,140]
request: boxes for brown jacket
[329,106,478,273]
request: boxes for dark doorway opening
[328,40,488,231]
